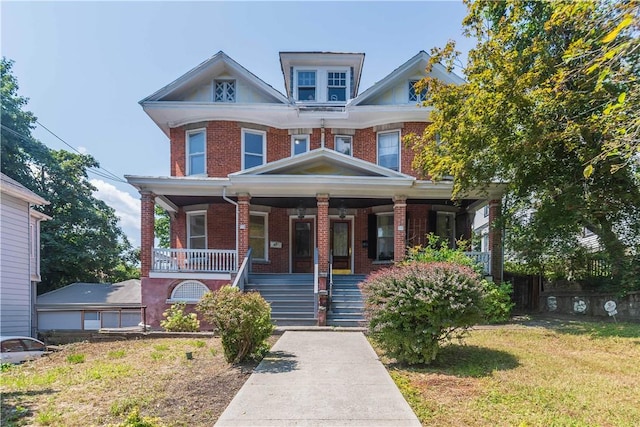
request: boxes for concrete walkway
[215,331,421,426]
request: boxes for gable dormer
[279,52,365,105]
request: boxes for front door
[292,219,314,273]
[331,219,351,273]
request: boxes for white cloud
[90,179,140,247]
[78,146,89,154]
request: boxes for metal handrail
[313,247,319,318]
[231,247,252,291]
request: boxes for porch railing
[464,251,491,275]
[231,248,252,291]
[152,248,237,273]
[313,247,319,318]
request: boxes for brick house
[126,51,504,327]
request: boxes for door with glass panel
[331,219,351,273]
[292,219,314,273]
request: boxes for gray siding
[1,194,31,336]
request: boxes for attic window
[297,71,316,101]
[409,80,427,103]
[327,72,346,101]
[215,80,235,102]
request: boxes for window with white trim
[327,71,346,101]
[242,129,266,169]
[376,214,394,261]
[377,130,400,171]
[214,80,236,102]
[297,70,316,101]
[483,205,490,218]
[250,213,268,261]
[334,135,352,156]
[409,80,427,102]
[187,211,206,249]
[292,135,309,156]
[170,280,209,303]
[186,130,206,175]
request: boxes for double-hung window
[187,212,206,249]
[409,80,427,102]
[297,71,316,101]
[214,80,235,102]
[186,130,206,175]
[327,71,347,101]
[250,213,268,261]
[377,214,394,261]
[292,135,309,156]
[242,129,266,169]
[377,130,400,171]
[335,135,353,156]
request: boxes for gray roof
[1,172,49,205]
[37,279,141,307]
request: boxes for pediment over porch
[229,148,413,178]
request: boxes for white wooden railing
[152,248,237,273]
[464,251,492,275]
[231,248,252,291]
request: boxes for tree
[407,0,640,288]
[1,57,139,292]
[154,206,170,248]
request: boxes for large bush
[360,261,486,365]
[482,281,515,324]
[160,302,200,332]
[197,286,274,363]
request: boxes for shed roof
[37,279,141,306]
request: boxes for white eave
[0,172,49,206]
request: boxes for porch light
[339,208,347,219]
[297,207,306,219]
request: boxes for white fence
[152,248,237,273]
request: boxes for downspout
[222,187,239,267]
[321,119,325,148]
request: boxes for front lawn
[1,336,274,426]
[379,318,640,426]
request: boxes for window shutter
[368,214,377,259]
[428,211,438,234]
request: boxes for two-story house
[126,51,504,327]
[1,172,50,337]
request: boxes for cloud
[90,179,140,247]
[77,146,89,154]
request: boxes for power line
[1,122,127,184]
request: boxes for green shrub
[197,286,274,363]
[160,302,200,332]
[360,261,485,365]
[66,353,85,364]
[116,407,163,427]
[405,234,481,273]
[482,280,515,323]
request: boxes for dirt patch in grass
[1,335,279,426]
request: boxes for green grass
[381,321,640,426]
[66,353,85,364]
[107,349,126,359]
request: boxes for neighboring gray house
[0,172,50,337]
[36,279,142,331]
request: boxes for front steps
[327,275,367,327]
[246,274,316,326]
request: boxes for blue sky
[2,1,473,247]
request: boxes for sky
[1,0,473,248]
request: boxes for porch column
[316,193,330,326]
[488,199,503,283]
[237,193,251,261]
[140,191,155,277]
[393,195,407,263]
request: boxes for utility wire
[1,123,127,184]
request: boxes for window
[250,213,268,261]
[377,214,394,261]
[377,131,400,171]
[242,129,266,169]
[297,71,316,101]
[292,135,309,156]
[409,80,427,102]
[214,80,235,102]
[187,212,206,249]
[483,205,490,217]
[334,136,352,156]
[327,71,346,101]
[186,130,206,175]
[170,280,209,302]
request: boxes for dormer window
[215,80,235,102]
[327,72,346,102]
[297,71,316,101]
[409,80,427,103]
